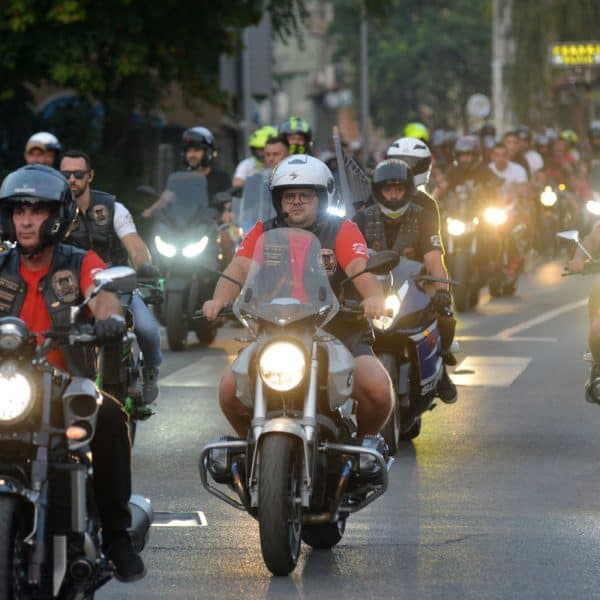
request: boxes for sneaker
[104,530,146,583]
[442,350,458,366]
[437,366,457,404]
[585,364,600,404]
[141,367,159,405]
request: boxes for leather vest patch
[51,269,79,303]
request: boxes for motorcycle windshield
[390,258,424,290]
[161,171,210,228]
[234,228,339,327]
[232,172,276,234]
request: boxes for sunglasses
[60,170,89,180]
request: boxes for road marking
[451,356,532,387]
[456,335,558,343]
[152,511,208,527]
[161,354,236,387]
[493,299,586,339]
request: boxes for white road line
[152,511,208,527]
[493,298,586,340]
[456,335,558,343]
[452,356,532,387]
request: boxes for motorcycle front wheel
[165,292,187,351]
[0,495,28,598]
[258,434,303,576]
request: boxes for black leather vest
[363,203,424,260]
[66,190,129,266]
[0,245,96,377]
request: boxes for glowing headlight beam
[540,186,558,207]
[258,341,306,392]
[447,218,466,237]
[0,373,33,422]
[586,200,600,216]
[182,236,209,258]
[154,235,176,258]
[372,293,402,331]
[484,207,508,226]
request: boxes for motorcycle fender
[320,338,354,411]
[165,278,188,293]
[232,342,258,409]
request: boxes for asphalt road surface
[99,257,600,600]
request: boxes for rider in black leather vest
[67,190,129,266]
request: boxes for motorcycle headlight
[484,207,508,226]
[447,218,466,237]
[0,363,34,424]
[586,200,600,216]
[182,236,209,258]
[258,341,306,392]
[154,235,176,258]
[372,294,402,332]
[540,186,557,207]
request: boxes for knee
[591,317,600,340]
[218,370,238,412]
[356,361,393,409]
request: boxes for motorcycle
[0,266,153,599]
[148,171,224,350]
[442,184,484,311]
[375,258,447,454]
[231,172,276,236]
[198,228,397,576]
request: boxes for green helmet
[403,122,430,143]
[278,116,312,154]
[249,126,278,150]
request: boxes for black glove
[95,315,126,343]
[432,290,453,316]
[137,262,160,279]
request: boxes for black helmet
[277,117,312,154]
[371,159,415,220]
[0,164,75,248]
[182,126,216,167]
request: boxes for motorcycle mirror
[93,266,137,294]
[136,185,158,198]
[556,230,580,243]
[556,230,593,260]
[366,251,400,275]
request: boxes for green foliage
[509,0,600,124]
[331,0,491,135]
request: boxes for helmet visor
[0,170,68,204]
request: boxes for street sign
[549,42,600,67]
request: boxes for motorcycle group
[0,115,597,597]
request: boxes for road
[99,258,600,599]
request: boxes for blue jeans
[131,292,162,368]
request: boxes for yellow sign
[550,42,600,67]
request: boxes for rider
[353,158,458,404]
[232,125,278,188]
[24,131,62,167]
[568,227,600,403]
[143,126,232,218]
[277,116,313,155]
[0,164,145,582]
[60,149,162,404]
[203,154,393,466]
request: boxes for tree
[0,0,307,168]
[331,0,491,136]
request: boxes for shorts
[324,316,375,358]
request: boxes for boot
[141,367,159,405]
[103,530,146,583]
[437,366,457,404]
[585,363,600,405]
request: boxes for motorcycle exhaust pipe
[127,494,154,553]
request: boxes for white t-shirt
[488,161,528,188]
[525,149,544,173]
[233,156,262,182]
[113,202,138,239]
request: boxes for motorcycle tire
[301,518,346,549]
[165,293,187,351]
[258,434,303,576]
[378,354,400,456]
[488,278,503,298]
[192,319,217,346]
[502,281,517,297]
[451,253,472,312]
[0,495,28,598]
[399,417,422,441]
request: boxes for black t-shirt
[206,167,232,204]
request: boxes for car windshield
[161,171,210,227]
[234,228,339,328]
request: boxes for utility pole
[492,0,511,135]
[242,28,253,152]
[359,0,370,165]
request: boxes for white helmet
[269,154,337,216]
[386,137,432,187]
[26,131,62,153]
